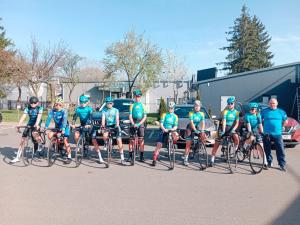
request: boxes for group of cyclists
[10,89,267,170]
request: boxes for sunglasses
[228,103,234,105]
[107,102,113,104]
[250,108,256,111]
[54,103,63,106]
[30,102,38,105]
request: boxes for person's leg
[152,131,164,166]
[273,135,286,169]
[116,137,125,162]
[138,126,145,161]
[74,130,80,144]
[263,135,272,166]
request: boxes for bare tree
[103,30,163,96]
[61,53,82,103]
[18,38,67,98]
[162,50,188,103]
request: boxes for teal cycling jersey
[24,106,43,126]
[245,112,262,132]
[160,112,178,129]
[129,102,147,121]
[72,106,93,126]
[189,111,205,127]
[103,107,119,126]
[222,109,239,126]
[261,108,287,136]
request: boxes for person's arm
[61,110,68,133]
[222,110,227,133]
[129,104,134,125]
[45,110,53,129]
[160,113,167,132]
[115,109,120,127]
[101,112,106,128]
[18,114,27,126]
[282,110,288,127]
[138,104,147,126]
[189,112,197,132]
[34,106,43,128]
[171,115,179,131]
[257,113,263,133]
[200,112,205,131]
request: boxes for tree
[17,38,67,101]
[61,53,82,103]
[196,90,201,101]
[219,5,273,74]
[103,30,164,96]
[157,97,167,120]
[162,50,188,103]
[0,18,15,98]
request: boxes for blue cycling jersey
[102,107,119,126]
[45,108,69,130]
[245,112,262,132]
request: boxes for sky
[1,0,300,76]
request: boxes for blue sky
[1,0,300,76]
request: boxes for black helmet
[29,96,39,104]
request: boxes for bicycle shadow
[0,146,28,167]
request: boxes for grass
[0,110,160,125]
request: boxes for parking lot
[0,123,300,225]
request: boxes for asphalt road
[0,123,300,225]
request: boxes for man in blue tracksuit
[261,98,288,172]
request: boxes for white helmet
[168,101,176,109]
[194,100,201,106]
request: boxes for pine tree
[157,97,167,120]
[219,5,273,74]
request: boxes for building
[192,62,300,120]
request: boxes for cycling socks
[120,152,124,161]
[211,156,215,163]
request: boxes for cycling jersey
[102,107,119,126]
[129,102,147,121]
[72,106,93,126]
[160,112,178,129]
[24,105,43,126]
[45,109,69,130]
[222,109,239,126]
[245,112,262,132]
[189,111,205,127]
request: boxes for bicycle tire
[22,139,33,166]
[236,146,246,162]
[75,136,83,167]
[132,138,138,166]
[47,138,57,167]
[227,143,237,173]
[106,138,112,168]
[168,138,175,170]
[197,142,208,170]
[249,143,264,174]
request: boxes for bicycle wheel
[22,139,34,166]
[168,139,175,170]
[236,146,246,162]
[249,143,265,174]
[105,138,112,168]
[227,144,237,173]
[75,136,83,167]
[197,142,208,170]
[131,138,138,166]
[47,138,57,167]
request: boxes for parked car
[236,102,300,148]
[174,104,218,146]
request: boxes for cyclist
[183,100,206,166]
[209,96,240,167]
[11,96,43,163]
[45,97,72,164]
[71,95,93,144]
[244,102,267,168]
[128,89,147,162]
[90,104,104,163]
[101,96,125,165]
[151,101,179,166]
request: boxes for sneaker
[151,160,157,167]
[120,159,126,166]
[267,163,273,168]
[98,158,105,164]
[183,160,189,166]
[209,161,214,167]
[37,144,44,152]
[279,166,286,172]
[263,164,269,170]
[10,157,20,163]
[64,157,72,164]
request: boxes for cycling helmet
[105,96,114,103]
[133,89,142,96]
[168,101,176,109]
[194,100,201,106]
[55,97,64,105]
[227,96,235,104]
[29,96,39,104]
[249,102,258,109]
[79,95,89,104]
